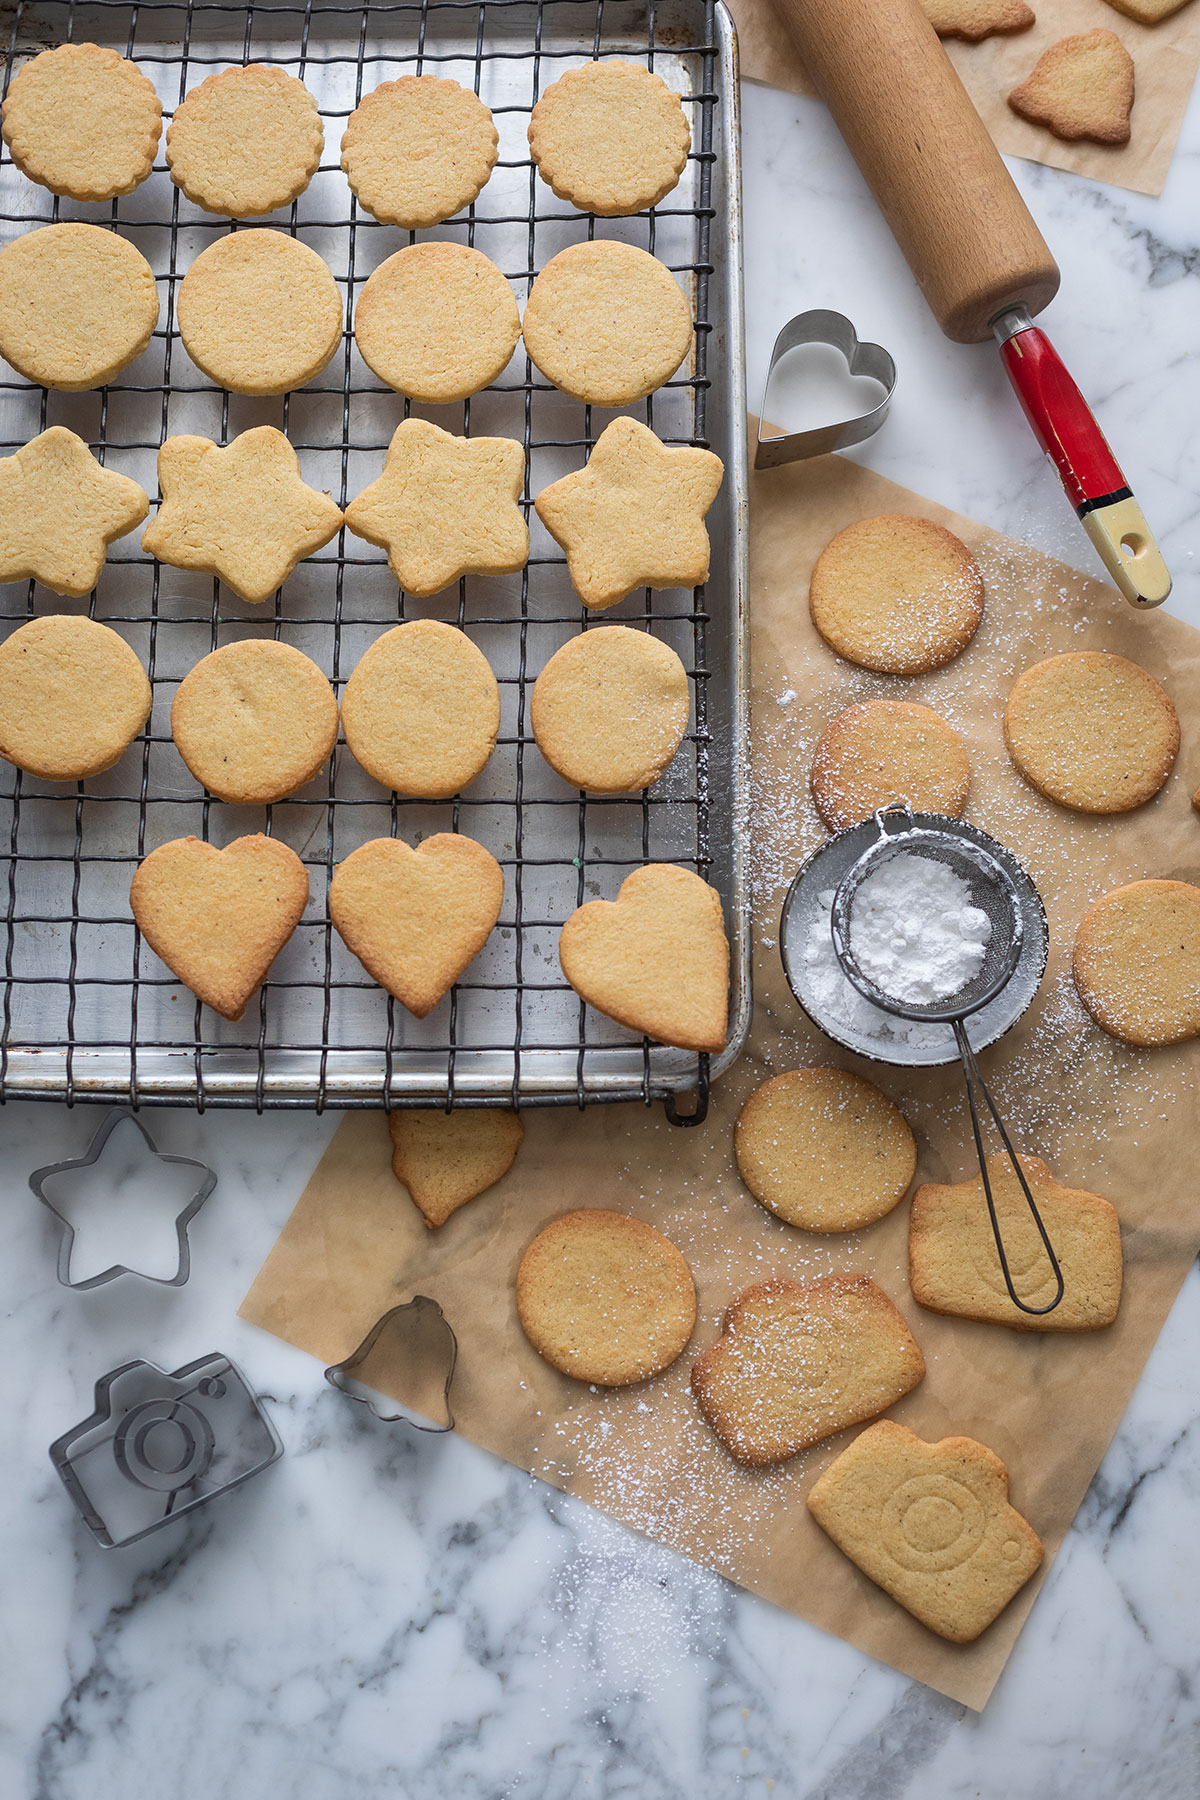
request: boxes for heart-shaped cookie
[558,862,729,1052]
[329,833,504,1017]
[130,834,309,1021]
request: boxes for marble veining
[3,66,1200,1800]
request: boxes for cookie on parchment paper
[1073,879,1200,1047]
[810,514,984,676]
[340,619,500,799]
[171,639,338,805]
[522,240,693,407]
[691,1275,926,1467]
[1003,650,1177,814]
[528,60,691,215]
[166,64,323,216]
[534,417,723,611]
[559,862,729,1053]
[1,42,161,200]
[0,616,150,780]
[1008,30,1135,147]
[130,834,310,1021]
[1101,0,1190,20]
[530,624,690,793]
[734,1067,916,1234]
[918,0,1034,40]
[0,223,159,391]
[341,75,497,228]
[329,834,504,1018]
[177,230,343,396]
[389,1108,524,1230]
[354,243,519,403]
[0,426,149,598]
[516,1209,697,1386]
[807,1420,1044,1644]
[810,699,971,833]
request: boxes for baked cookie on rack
[166,64,324,216]
[353,243,519,403]
[177,230,344,396]
[522,240,693,406]
[0,616,151,780]
[534,418,723,610]
[0,426,149,598]
[0,223,159,391]
[530,625,690,792]
[143,427,342,603]
[344,419,527,599]
[340,620,500,799]
[528,60,691,215]
[340,75,498,227]
[171,640,339,804]
[1,42,162,200]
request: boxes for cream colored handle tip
[1081,497,1172,609]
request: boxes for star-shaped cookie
[343,418,527,599]
[534,417,723,610]
[0,426,149,598]
[143,426,343,604]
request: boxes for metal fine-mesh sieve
[830,803,1063,1317]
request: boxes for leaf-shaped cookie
[1008,30,1135,146]
[130,834,309,1021]
[329,834,504,1018]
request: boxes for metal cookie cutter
[30,1108,217,1291]
[325,1296,457,1433]
[755,309,897,467]
[50,1352,283,1548]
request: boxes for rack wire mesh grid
[0,0,748,1112]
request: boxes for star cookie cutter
[755,309,897,467]
[325,1296,457,1433]
[30,1108,217,1291]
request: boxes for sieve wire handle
[952,1021,1065,1316]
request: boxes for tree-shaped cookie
[1008,30,1135,146]
[343,419,527,599]
[143,427,342,603]
[0,426,148,597]
[535,417,723,610]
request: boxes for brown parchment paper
[241,452,1200,1711]
[725,0,1200,197]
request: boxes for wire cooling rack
[0,0,748,1113]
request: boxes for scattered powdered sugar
[848,852,992,1005]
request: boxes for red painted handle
[998,326,1128,514]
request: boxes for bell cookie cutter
[755,309,897,467]
[50,1351,283,1548]
[325,1295,457,1433]
[30,1107,217,1291]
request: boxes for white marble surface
[4,62,1200,1800]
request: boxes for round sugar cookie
[341,619,500,799]
[811,699,971,832]
[516,1209,697,1386]
[735,1068,917,1232]
[0,224,159,391]
[0,615,150,779]
[1,42,162,201]
[354,243,519,403]
[340,75,498,228]
[521,240,693,406]
[1004,651,1178,814]
[531,625,690,792]
[177,230,343,396]
[171,639,338,803]
[810,514,985,675]
[1073,880,1200,1048]
[166,64,323,216]
[528,60,691,216]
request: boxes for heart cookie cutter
[325,1295,457,1433]
[755,309,897,467]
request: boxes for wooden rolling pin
[769,0,1172,606]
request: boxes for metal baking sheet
[0,0,749,1110]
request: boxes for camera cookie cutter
[325,1296,457,1433]
[755,309,897,467]
[30,1108,217,1290]
[50,1352,283,1548]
